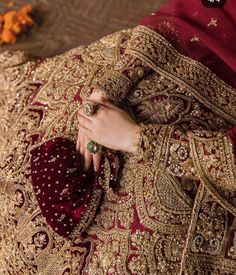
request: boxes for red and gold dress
[1,0,236,274]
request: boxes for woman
[0,0,236,274]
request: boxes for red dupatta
[140,0,236,88]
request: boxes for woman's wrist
[125,124,141,154]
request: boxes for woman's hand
[76,90,105,172]
[77,96,141,154]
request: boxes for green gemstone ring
[87,140,103,154]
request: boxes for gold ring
[82,102,95,116]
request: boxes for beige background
[0,0,166,57]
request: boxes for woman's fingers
[100,99,120,110]
[77,113,93,128]
[77,132,92,171]
[76,131,80,152]
[77,133,84,169]
[93,153,102,172]
[77,94,109,172]
[84,148,93,171]
[77,134,102,172]
[78,124,93,138]
[89,89,108,102]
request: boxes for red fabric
[140,0,236,89]
[31,138,96,238]
[30,137,119,238]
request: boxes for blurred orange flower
[0,4,34,45]
[7,2,15,8]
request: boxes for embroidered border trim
[189,132,236,216]
[128,26,236,124]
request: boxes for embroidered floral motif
[128,255,148,274]
[191,201,226,255]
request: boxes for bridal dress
[0,0,236,274]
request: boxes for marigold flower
[0,4,34,45]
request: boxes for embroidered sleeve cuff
[133,124,198,179]
[94,55,152,103]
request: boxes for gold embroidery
[191,200,227,255]
[134,124,197,179]
[0,50,32,68]
[95,55,151,104]
[189,131,236,215]
[127,72,229,132]
[134,124,172,165]
[208,18,218,27]
[128,26,236,124]
[128,255,148,274]
[190,36,200,42]
[1,24,236,274]
[85,230,130,274]
[0,49,104,273]
[181,187,236,274]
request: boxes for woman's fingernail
[94,166,97,172]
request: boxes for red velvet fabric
[140,0,236,88]
[30,137,119,238]
[31,138,97,238]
